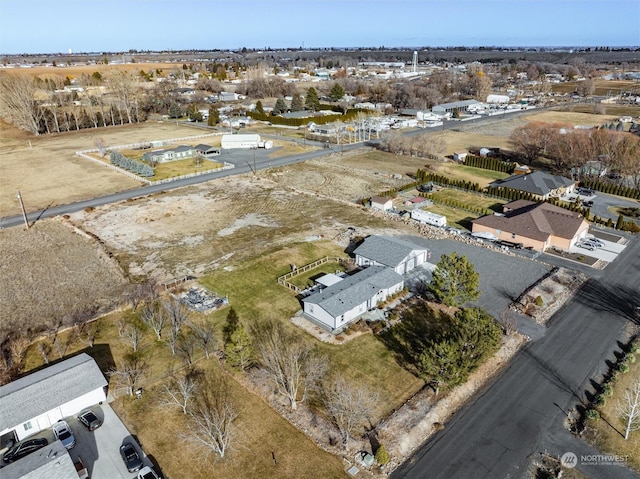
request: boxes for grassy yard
[585,356,640,473]
[286,260,346,289]
[420,203,481,231]
[427,162,510,187]
[151,158,225,180]
[428,188,507,211]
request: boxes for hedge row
[581,179,640,200]
[110,151,154,177]
[247,107,370,127]
[464,155,515,173]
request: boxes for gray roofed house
[431,99,480,114]
[353,235,430,274]
[1,440,78,479]
[0,353,107,442]
[490,170,576,200]
[143,144,198,163]
[302,265,404,331]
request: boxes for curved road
[392,236,640,479]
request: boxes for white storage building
[221,134,261,149]
[0,353,107,442]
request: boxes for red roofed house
[471,200,589,251]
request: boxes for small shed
[453,152,468,162]
[370,196,393,211]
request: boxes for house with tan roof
[471,200,589,251]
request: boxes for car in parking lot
[77,409,103,431]
[581,239,603,248]
[52,420,75,449]
[576,242,595,251]
[584,237,604,246]
[2,437,49,463]
[138,465,161,479]
[582,200,594,207]
[120,441,143,473]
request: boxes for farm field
[0,120,210,217]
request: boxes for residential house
[370,196,393,212]
[194,144,220,157]
[1,440,79,479]
[471,200,589,251]
[0,353,107,443]
[490,170,576,200]
[353,235,430,274]
[302,266,404,331]
[143,144,197,164]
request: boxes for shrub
[535,295,544,307]
[619,363,630,373]
[375,444,390,465]
[335,335,344,341]
[595,394,606,407]
[603,383,613,397]
[585,408,600,420]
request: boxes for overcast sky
[0,0,638,54]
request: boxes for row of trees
[509,121,640,188]
[109,151,154,177]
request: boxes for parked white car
[52,420,75,449]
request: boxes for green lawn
[151,158,225,181]
[421,203,478,231]
[287,261,346,289]
[429,188,507,211]
[429,162,510,187]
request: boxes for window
[308,305,314,314]
[496,229,502,235]
[23,421,32,432]
[511,233,516,239]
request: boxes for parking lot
[1,404,155,479]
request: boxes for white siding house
[302,266,404,331]
[221,134,261,149]
[370,196,393,211]
[353,235,430,275]
[0,353,107,442]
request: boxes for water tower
[412,51,418,73]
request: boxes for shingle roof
[303,266,403,318]
[353,235,427,269]
[493,171,575,196]
[1,440,76,479]
[472,201,586,241]
[0,353,107,431]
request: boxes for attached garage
[0,353,107,442]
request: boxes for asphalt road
[0,109,542,230]
[392,236,640,479]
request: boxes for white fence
[75,132,233,185]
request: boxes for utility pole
[16,190,30,229]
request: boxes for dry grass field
[0,120,210,217]
[0,62,181,80]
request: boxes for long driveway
[392,236,640,479]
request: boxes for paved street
[392,235,640,479]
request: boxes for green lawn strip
[431,163,510,186]
[428,188,506,211]
[586,358,640,472]
[421,203,478,230]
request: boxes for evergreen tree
[290,93,304,112]
[616,214,624,230]
[329,83,345,101]
[168,103,182,119]
[305,87,320,111]
[255,100,265,115]
[429,252,480,307]
[273,98,287,115]
[225,322,254,370]
[223,308,239,344]
[208,106,220,126]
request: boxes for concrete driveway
[569,237,626,262]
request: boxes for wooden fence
[277,256,354,293]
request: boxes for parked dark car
[2,438,48,463]
[120,442,143,473]
[77,409,102,431]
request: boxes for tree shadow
[573,279,640,326]
[377,299,450,371]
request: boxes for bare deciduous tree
[184,374,237,459]
[254,321,327,411]
[617,377,640,440]
[120,317,146,353]
[324,375,378,448]
[139,302,166,340]
[161,374,198,414]
[177,331,197,367]
[188,321,216,359]
[109,355,148,397]
[0,74,43,134]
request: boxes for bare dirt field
[0,62,180,80]
[0,120,210,217]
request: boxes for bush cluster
[582,179,640,200]
[464,155,515,173]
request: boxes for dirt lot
[0,120,209,217]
